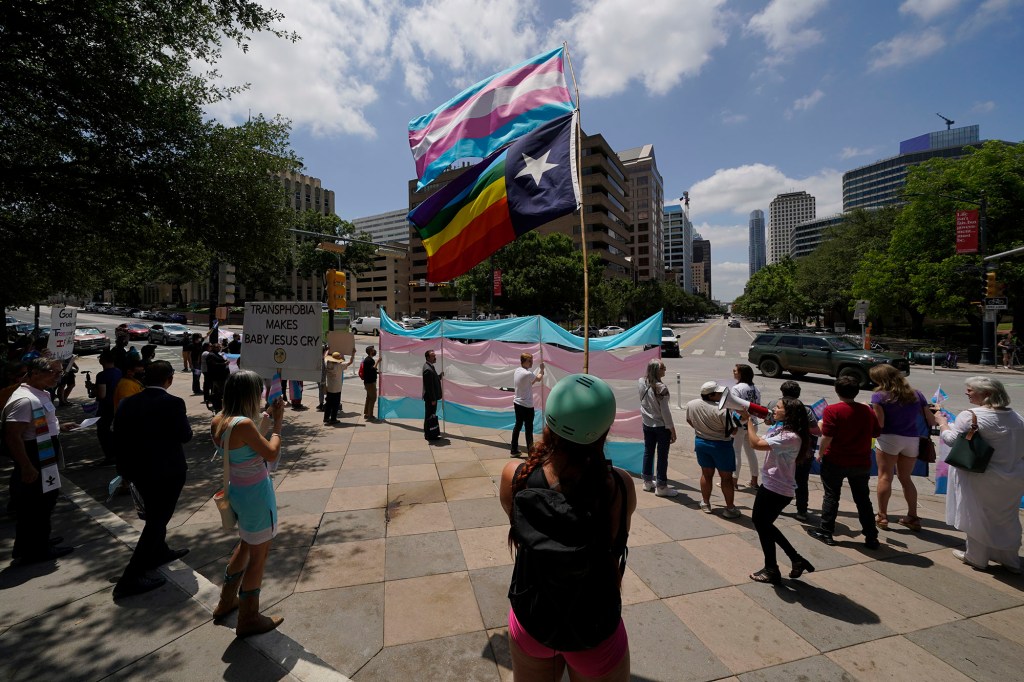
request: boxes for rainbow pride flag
[409,46,574,190]
[409,112,580,282]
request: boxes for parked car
[728,319,741,328]
[5,314,17,325]
[353,316,382,335]
[73,327,111,354]
[148,323,191,345]
[598,325,625,337]
[165,312,187,323]
[661,327,680,358]
[131,310,149,319]
[117,322,151,341]
[403,316,427,329]
[747,331,910,387]
[569,326,600,337]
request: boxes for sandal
[898,516,923,532]
[875,513,889,530]
[750,567,782,584]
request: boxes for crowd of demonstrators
[323,351,353,425]
[211,370,285,637]
[2,357,78,564]
[869,364,936,532]
[362,346,378,421]
[937,376,1024,572]
[111,361,191,599]
[511,353,544,458]
[731,364,762,490]
[500,374,635,681]
[422,349,443,441]
[638,359,677,497]
[686,382,741,518]
[742,398,816,584]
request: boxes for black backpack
[508,462,628,651]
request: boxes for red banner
[493,269,502,297]
[955,210,979,254]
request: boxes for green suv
[747,332,910,387]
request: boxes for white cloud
[693,222,749,248]
[687,163,843,218]
[393,0,541,100]
[709,261,751,302]
[839,146,879,160]
[786,89,824,118]
[957,0,1020,40]
[868,28,946,71]
[745,0,829,66]
[720,110,748,125]
[554,0,730,97]
[899,0,962,21]
[203,0,395,137]
[971,100,996,113]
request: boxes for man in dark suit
[112,360,192,599]
[422,350,443,440]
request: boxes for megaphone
[718,391,770,419]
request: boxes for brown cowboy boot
[235,588,283,637]
[212,568,243,619]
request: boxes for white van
[353,316,381,335]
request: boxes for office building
[663,203,694,293]
[618,145,665,281]
[843,124,986,211]
[767,191,815,264]
[353,208,411,244]
[748,209,766,276]
[791,213,846,258]
[692,233,711,299]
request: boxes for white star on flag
[515,150,558,185]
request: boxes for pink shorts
[508,608,628,677]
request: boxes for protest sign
[48,306,77,360]
[243,302,322,381]
[327,330,355,356]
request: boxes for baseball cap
[700,381,726,396]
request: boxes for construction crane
[936,113,955,130]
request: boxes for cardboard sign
[242,302,322,381]
[327,330,355,356]
[48,306,77,360]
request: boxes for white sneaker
[655,485,678,498]
[699,501,712,514]
[642,480,656,492]
[952,549,987,570]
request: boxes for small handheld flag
[931,386,949,404]
[810,398,828,421]
[267,372,283,405]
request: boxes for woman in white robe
[936,376,1024,573]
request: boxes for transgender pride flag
[408,46,575,190]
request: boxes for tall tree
[0,0,302,336]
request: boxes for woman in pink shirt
[741,398,814,584]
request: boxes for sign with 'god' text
[243,302,323,382]
[48,306,77,360]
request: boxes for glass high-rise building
[663,203,693,294]
[748,209,765,277]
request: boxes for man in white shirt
[510,353,544,457]
[2,357,77,563]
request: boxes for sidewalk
[2,370,1024,681]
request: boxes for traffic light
[326,269,347,310]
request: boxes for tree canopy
[0,0,303,315]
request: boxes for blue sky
[204,0,1023,301]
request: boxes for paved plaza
[2,361,1024,681]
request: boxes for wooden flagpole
[563,42,589,373]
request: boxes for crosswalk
[687,350,747,358]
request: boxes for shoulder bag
[213,417,242,531]
[944,410,994,473]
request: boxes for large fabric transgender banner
[377,311,664,473]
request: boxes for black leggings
[752,485,799,570]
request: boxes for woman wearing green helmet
[499,373,637,681]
